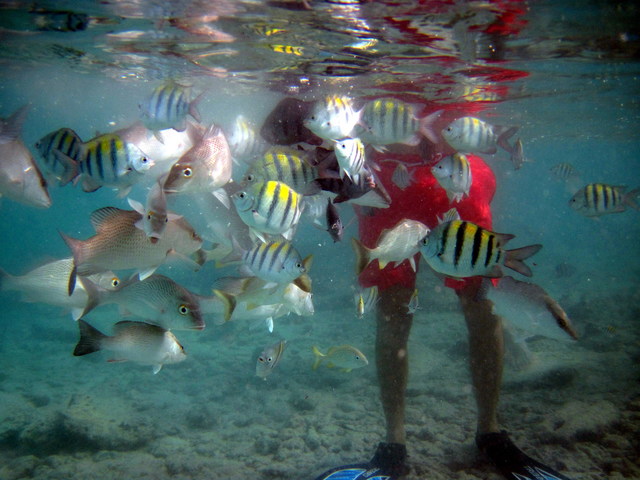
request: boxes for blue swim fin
[313,443,409,480]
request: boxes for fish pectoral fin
[152,364,163,374]
[138,266,159,280]
[212,188,231,209]
[107,358,128,363]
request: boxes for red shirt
[357,152,496,292]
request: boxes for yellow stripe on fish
[570,183,639,217]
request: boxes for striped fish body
[244,147,317,194]
[243,240,305,285]
[140,81,200,132]
[358,98,420,146]
[232,180,302,238]
[420,220,541,278]
[74,134,152,192]
[304,95,360,140]
[61,207,202,280]
[35,127,82,185]
[334,137,366,181]
[431,153,472,203]
[228,115,265,164]
[569,183,639,217]
[164,125,232,194]
[442,117,501,154]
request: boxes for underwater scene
[0,1,639,479]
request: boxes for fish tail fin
[189,90,207,123]
[73,319,107,356]
[418,109,443,144]
[311,345,325,370]
[510,138,525,170]
[497,126,519,156]
[59,231,82,295]
[351,237,371,276]
[623,188,640,211]
[212,289,236,323]
[0,267,14,292]
[504,244,542,277]
[75,276,105,320]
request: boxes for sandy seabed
[0,272,638,480]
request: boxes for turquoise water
[0,1,639,479]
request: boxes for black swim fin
[477,431,573,480]
[313,443,409,480]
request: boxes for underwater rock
[541,399,619,443]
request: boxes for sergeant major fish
[243,147,319,195]
[420,220,542,278]
[241,240,311,290]
[334,137,367,181]
[73,319,186,374]
[431,153,472,203]
[569,183,640,217]
[35,127,82,186]
[304,95,361,141]
[139,80,204,138]
[0,105,51,208]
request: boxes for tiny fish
[420,220,542,278]
[391,163,413,190]
[268,44,304,56]
[325,198,344,242]
[73,319,186,374]
[304,95,361,141]
[569,183,640,217]
[0,105,51,208]
[407,288,420,314]
[256,339,287,379]
[431,153,472,203]
[352,219,429,275]
[550,162,579,181]
[354,285,378,318]
[140,80,204,134]
[311,345,368,372]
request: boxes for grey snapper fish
[61,206,203,295]
[569,183,640,217]
[73,319,186,374]
[82,273,206,331]
[481,276,578,341]
[164,124,233,207]
[351,219,430,275]
[256,339,287,379]
[420,220,542,278]
[0,258,119,321]
[311,345,368,372]
[0,105,51,208]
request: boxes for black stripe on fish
[453,221,466,267]
[267,182,280,227]
[485,233,495,267]
[471,224,483,268]
[257,242,271,271]
[438,222,450,258]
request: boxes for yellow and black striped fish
[231,180,302,239]
[569,183,640,217]
[420,220,542,278]
[244,147,318,194]
[267,44,304,56]
[35,127,82,185]
[243,240,306,285]
[358,97,421,146]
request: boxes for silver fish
[73,319,186,374]
[128,174,179,242]
[304,95,361,140]
[334,137,367,181]
[311,345,368,372]
[61,206,203,294]
[482,276,578,341]
[0,105,51,208]
[431,153,472,203]
[228,115,266,165]
[242,240,309,287]
[442,116,519,165]
[256,339,287,379]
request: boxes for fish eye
[245,174,254,182]
[183,167,193,177]
[310,115,316,121]
[147,213,152,220]
[238,192,246,198]
[258,357,265,363]
[111,277,119,287]
[141,156,149,164]
[267,356,273,362]
[296,262,302,268]
[178,304,189,315]
[165,217,169,223]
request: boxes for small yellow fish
[312,345,368,372]
[268,44,304,56]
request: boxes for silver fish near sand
[481,276,578,341]
[0,258,119,321]
[73,319,186,374]
[256,339,287,379]
[0,105,51,208]
[311,345,368,372]
[352,219,430,275]
[420,220,542,278]
[61,206,203,294]
[164,124,233,206]
[82,273,206,331]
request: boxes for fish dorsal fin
[90,207,138,233]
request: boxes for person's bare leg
[376,284,415,444]
[457,282,503,435]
